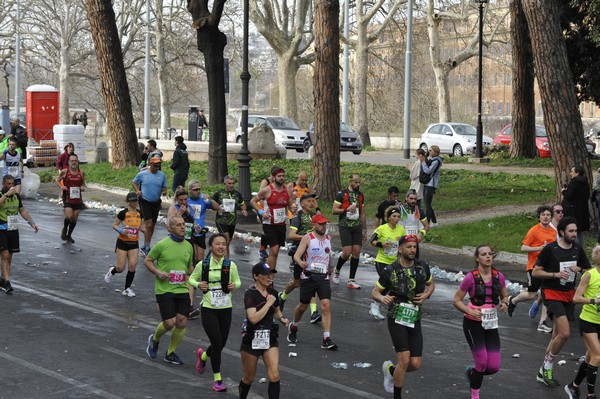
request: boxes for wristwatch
[591,298,596,305]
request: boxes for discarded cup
[353,363,372,368]
[259,378,267,384]
[558,360,567,366]
[331,362,348,369]
[289,352,297,358]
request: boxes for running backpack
[201,254,231,294]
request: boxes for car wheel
[453,144,463,157]
[236,135,242,143]
[352,150,362,155]
[419,143,428,153]
[303,139,312,153]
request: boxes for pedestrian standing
[57,154,85,243]
[408,149,426,208]
[144,216,194,365]
[420,146,442,227]
[190,234,241,392]
[239,262,288,399]
[170,136,189,192]
[562,165,590,247]
[453,245,509,399]
[198,109,209,141]
[373,235,435,398]
[71,112,78,125]
[138,140,163,171]
[80,109,88,130]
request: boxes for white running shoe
[104,267,114,284]
[382,360,394,393]
[332,273,340,285]
[369,301,385,320]
[122,288,136,297]
[347,280,361,289]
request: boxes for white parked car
[235,115,306,152]
[419,122,493,157]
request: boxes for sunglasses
[190,188,201,192]
[554,210,563,214]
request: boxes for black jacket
[170,143,189,176]
[562,175,590,231]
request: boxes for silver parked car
[419,122,492,157]
[235,115,306,152]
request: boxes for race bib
[308,262,328,274]
[191,204,201,216]
[251,328,271,349]
[69,187,81,199]
[272,208,286,224]
[168,270,186,285]
[7,215,18,231]
[481,307,498,330]
[346,206,359,220]
[404,223,419,236]
[210,289,229,308]
[395,302,420,328]
[384,242,398,256]
[124,225,139,237]
[222,198,236,213]
[559,261,576,284]
[8,166,18,177]
[184,223,193,240]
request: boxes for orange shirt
[522,223,557,271]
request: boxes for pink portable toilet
[26,84,59,142]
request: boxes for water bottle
[331,362,348,369]
[353,363,372,368]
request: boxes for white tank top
[302,232,332,279]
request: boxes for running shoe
[196,348,206,374]
[140,246,149,256]
[3,280,13,294]
[382,360,394,393]
[104,267,114,284]
[122,288,136,297]
[537,321,553,333]
[370,302,385,320]
[529,301,540,318]
[66,236,75,244]
[465,366,473,387]
[332,272,340,285]
[287,324,298,343]
[259,249,269,259]
[310,311,322,324]
[164,352,184,365]
[188,307,200,319]
[507,296,516,317]
[347,280,361,289]
[564,382,580,399]
[61,227,67,241]
[213,380,227,392]
[146,334,159,359]
[278,292,286,312]
[321,337,338,350]
[537,366,560,387]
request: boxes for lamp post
[237,0,252,202]
[402,0,414,159]
[475,0,488,159]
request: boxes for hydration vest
[389,260,427,301]
[470,268,501,306]
[201,254,231,294]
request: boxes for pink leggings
[463,317,501,389]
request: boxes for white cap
[0,130,5,136]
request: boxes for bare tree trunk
[509,0,536,158]
[353,24,371,146]
[277,54,299,121]
[426,2,452,122]
[85,0,139,168]
[155,0,171,136]
[58,34,71,125]
[312,0,340,201]
[521,0,591,199]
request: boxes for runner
[188,179,220,263]
[286,170,317,220]
[374,186,400,229]
[288,214,338,350]
[212,175,248,257]
[239,262,288,399]
[0,174,38,294]
[332,174,367,288]
[370,206,407,320]
[566,244,600,399]
[144,216,194,365]
[0,137,23,194]
[190,234,241,392]
[453,244,509,399]
[57,153,85,243]
[104,192,145,297]
[399,189,428,259]
[373,235,435,398]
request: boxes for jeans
[424,186,437,224]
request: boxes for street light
[475,0,488,159]
[237,0,252,202]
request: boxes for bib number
[384,242,398,256]
[168,270,186,285]
[222,198,236,213]
[395,302,419,328]
[481,307,498,330]
[124,225,139,237]
[210,289,229,308]
[69,187,81,199]
[7,215,18,231]
[251,328,271,349]
[272,208,286,224]
[308,262,327,274]
[8,166,18,177]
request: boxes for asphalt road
[0,198,588,399]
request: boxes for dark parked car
[303,121,363,155]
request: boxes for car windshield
[535,126,547,137]
[340,122,353,133]
[268,117,300,130]
[450,124,476,135]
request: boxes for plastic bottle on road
[331,362,348,369]
[353,363,372,368]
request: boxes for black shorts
[387,318,423,355]
[339,225,363,247]
[263,224,287,247]
[156,292,191,320]
[544,299,575,322]
[240,327,280,357]
[526,270,542,292]
[63,202,84,210]
[140,199,161,223]
[579,318,600,335]
[216,223,236,238]
[0,230,20,253]
[299,276,331,304]
[192,234,207,249]
[115,238,139,251]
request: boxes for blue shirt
[188,196,213,230]
[133,170,167,202]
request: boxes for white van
[235,115,306,152]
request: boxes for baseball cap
[398,235,419,245]
[149,156,161,165]
[252,262,277,275]
[311,214,328,224]
[0,130,5,136]
[126,192,138,202]
[300,193,317,202]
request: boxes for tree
[85,0,139,168]
[187,0,228,185]
[521,0,590,198]
[312,0,340,201]
[508,0,536,158]
[250,0,315,121]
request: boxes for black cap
[252,262,277,275]
[300,193,317,202]
[126,192,139,201]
